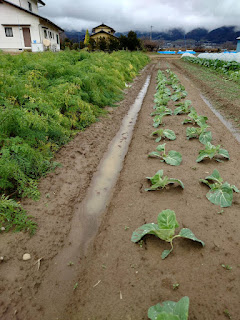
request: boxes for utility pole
[150,26,153,40]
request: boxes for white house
[0,0,64,52]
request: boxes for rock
[1,227,5,231]
[23,253,31,261]
[0,257,4,262]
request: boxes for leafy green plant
[186,125,212,144]
[151,106,172,116]
[173,283,180,290]
[196,142,229,162]
[182,108,208,126]
[151,129,176,142]
[0,195,36,234]
[171,91,187,101]
[200,169,239,207]
[153,113,170,128]
[145,170,184,191]
[174,100,192,115]
[148,143,182,166]
[148,296,189,320]
[131,210,204,259]
[221,264,232,270]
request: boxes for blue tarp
[158,50,196,55]
[158,51,176,54]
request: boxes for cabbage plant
[174,100,192,115]
[145,170,184,191]
[131,210,205,259]
[151,106,172,116]
[200,169,239,207]
[182,108,208,126]
[196,142,229,162]
[151,128,176,142]
[186,125,212,144]
[148,143,182,166]
[148,296,190,320]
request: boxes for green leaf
[158,210,179,230]
[145,172,184,191]
[131,223,160,243]
[146,170,164,185]
[206,182,233,207]
[148,297,189,320]
[164,151,182,166]
[219,148,230,159]
[199,131,212,144]
[156,143,166,153]
[205,169,223,183]
[179,228,205,246]
[161,249,173,260]
[163,129,176,141]
[168,178,184,189]
[232,185,240,193]
[157,210,178,241]
[174,106,183,115]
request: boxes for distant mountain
[64,30,86,42]
[64,26,240,44]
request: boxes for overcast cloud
[39,0,240,33]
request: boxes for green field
[0,50,149,233]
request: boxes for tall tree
[84,29,90,47]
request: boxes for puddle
[200,94,240,144]
[36,75,151,318]
[76,75,151,253]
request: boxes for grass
[0,50,149,233]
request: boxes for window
[56,34,59,44]
[44,29,47,38]
[48,31,52,39]
[28,1,32,11]
[5,27,13,37]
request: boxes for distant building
[0,0,64,52]
[236,37,240,53]
[90,23,118,42]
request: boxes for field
[0,53,240,320]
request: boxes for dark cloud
[39,0,240,32]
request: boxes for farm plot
[63,60,240,320]
[0,57,239,320]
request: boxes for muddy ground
[0,58,240,320]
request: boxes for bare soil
[1,58,240,320]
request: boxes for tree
[119,35,128,50]
[84,29,90,47]
[89,38,96,51]
[142,39,158,52]
[127,31,141,51]
[108,38,119,51]
[98,37,107,51]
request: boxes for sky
[39,0,240,33]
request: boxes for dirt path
[1,58,240,320]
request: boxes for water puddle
[200,94,240,144]
[37,75,151,317]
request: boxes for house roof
[38,0,46,6]
[0,0,64,32]
[90,30,118,40]
[92,24,115,34]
